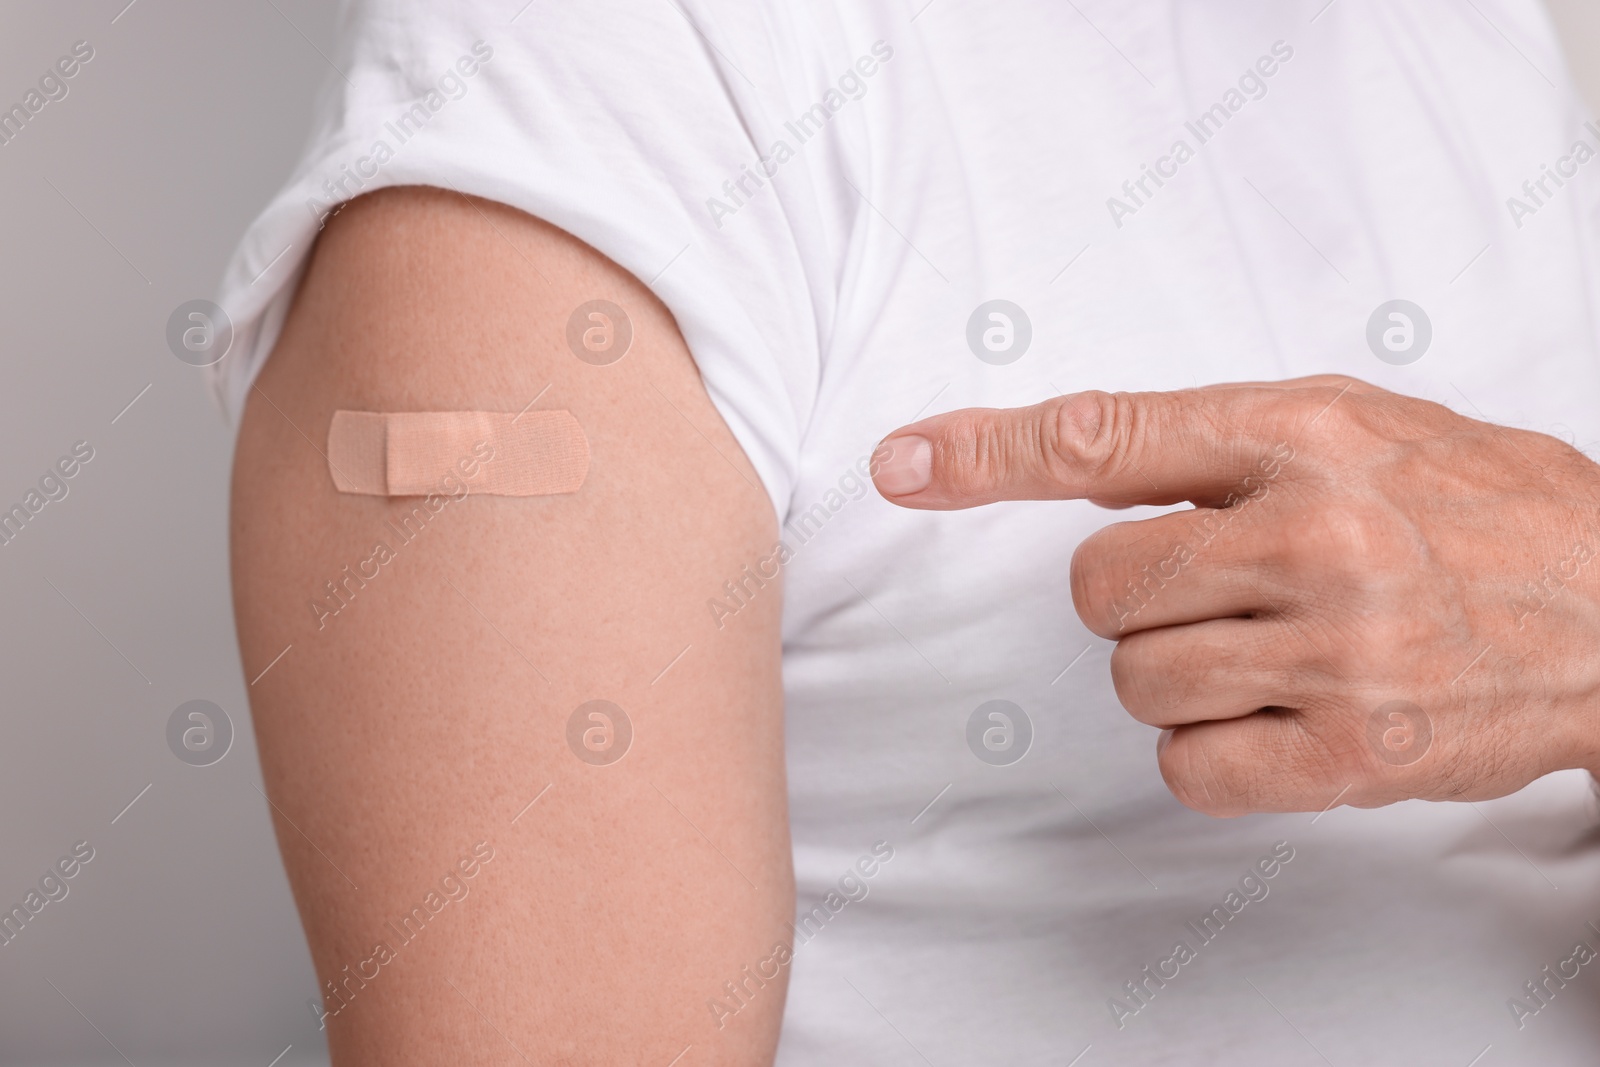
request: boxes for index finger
[870,387,1301,510]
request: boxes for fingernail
[1157,728,1174,756]
[874,435,932,496]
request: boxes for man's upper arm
[230,186,792,1065]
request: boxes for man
[217,0,1600,1062]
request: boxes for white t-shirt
[211,1,1600,1061]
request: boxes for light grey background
[0,3,1593,1064]
[0,3,335,1064]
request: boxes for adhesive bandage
[327,410,589,496]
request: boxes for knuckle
[1355,612,1428,671]
[1303,711,1369,779]
[1068,541,1100,623]
[1293,385,1361,441]
[1291,373,1373,394]
[1113,632,1242,726]
[1158,729,1250,817]
[1162,711,1366,816]
[1294,376,1368,411]
[1288,507,1394,572]
[1044,390,1127,490]
[1297,703,1402,803]
[1070,526,1138,636]
[1108,635,1171,725]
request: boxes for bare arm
[230,186,791,1064]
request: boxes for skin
[873,376,1600,816]
[231,187,791,1065]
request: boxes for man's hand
[873,376,1600,816]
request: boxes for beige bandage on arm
[327,410,589,496]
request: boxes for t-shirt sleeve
[207,0,841,521]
